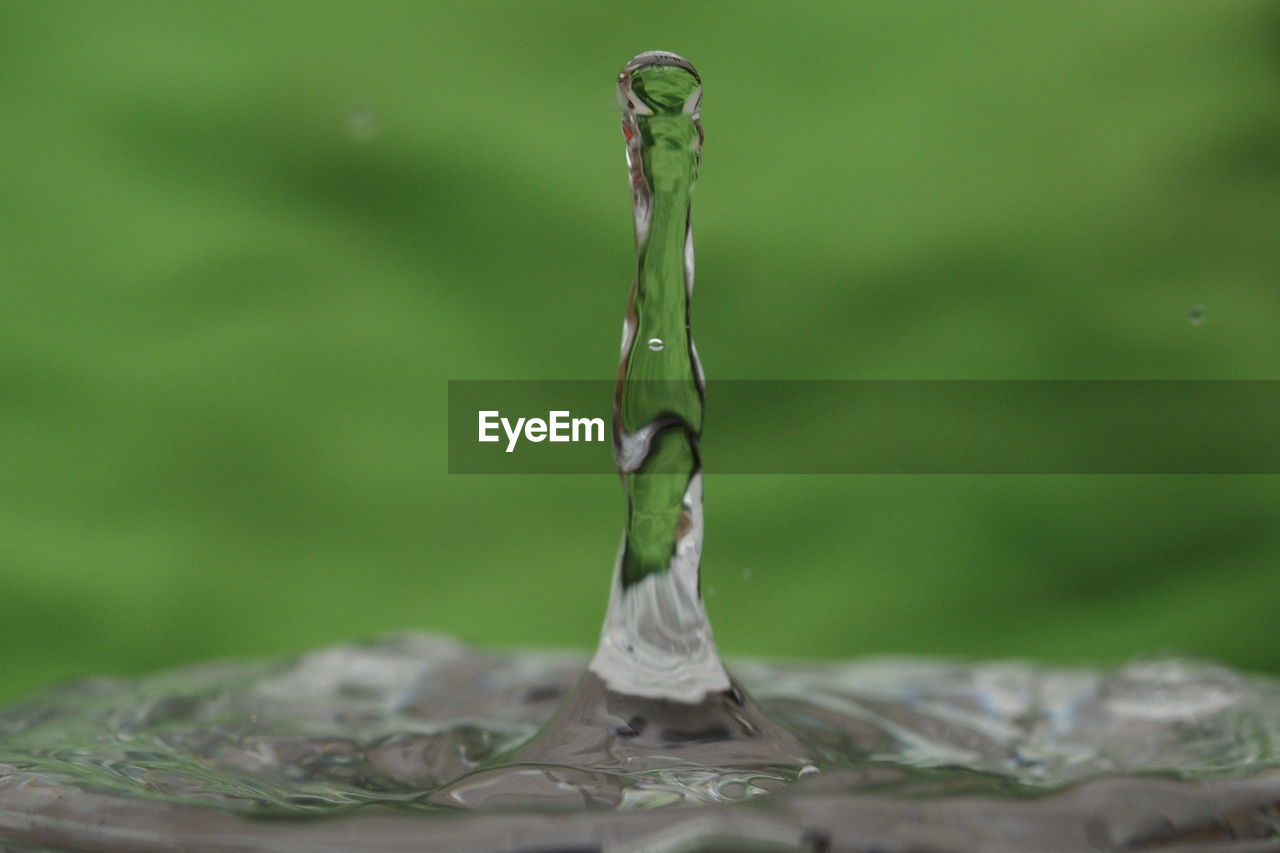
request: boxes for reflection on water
[1,633,1279,851]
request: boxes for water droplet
[345,101,380,142]
[647,337,665,351]
[1188,305,1206,326]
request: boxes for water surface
[2,634,1280,851]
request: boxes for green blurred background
[3,1,1279,704]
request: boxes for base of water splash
[2,633,1279,852]
[433,671,817,810]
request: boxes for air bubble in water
[647,337,665,351]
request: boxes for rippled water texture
[2,633,1280,851]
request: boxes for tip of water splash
[621,51,700,79]
[619,52,701,115]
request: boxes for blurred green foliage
[2,1,1279,704]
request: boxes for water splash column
[588,52,731,702]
